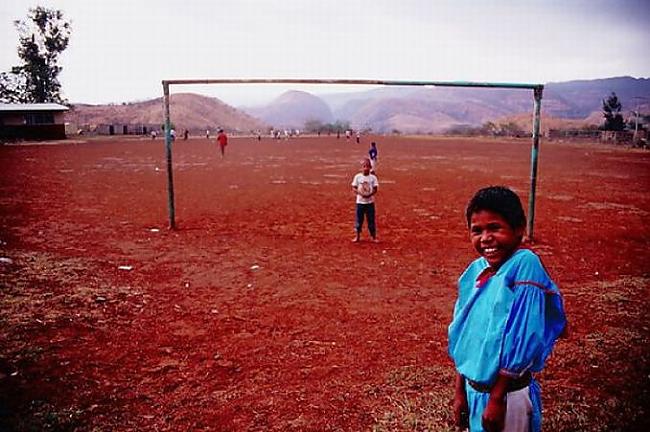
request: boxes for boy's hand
[482,395,506,432]
[482,372,510,432]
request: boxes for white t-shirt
[351,173,379,204]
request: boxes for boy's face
[361,160,371,174]
[469,209,523,269]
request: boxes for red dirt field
[0,135,649,431]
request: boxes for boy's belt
[467,371,532,394]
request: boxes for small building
[81,123,160,136]
[0,103,69,142]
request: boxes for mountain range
[65,76,650,134]
[68,93,266,133]
[244,90,334,129]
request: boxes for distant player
[216,128,228,158]
[368,141,378,174]
[206,129,210,139]
[356,131,360,144]
[351,158,379,243]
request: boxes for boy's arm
[453,372,469,429]
[481,372,510,432]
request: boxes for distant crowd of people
[150,127,373,143]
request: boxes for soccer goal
[161,79,543,238]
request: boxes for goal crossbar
[163,78,542,90]
[162,78,543,238]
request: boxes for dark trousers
[355,203,376,237]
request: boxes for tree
[480,121,499,136]
[305,120,351,134]
[303,119,324,134]
[499,121,526,137]
[0,71,28,103]
[0,6,71,104]
[601,92,626,131]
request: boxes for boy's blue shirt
[448,248,566,385]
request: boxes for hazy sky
[1,0,649,105]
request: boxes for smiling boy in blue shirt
[448,186,567,432]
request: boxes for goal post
[161,78,543,238]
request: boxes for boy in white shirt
[351,158,379,243]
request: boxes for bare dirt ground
[1,135,649,431]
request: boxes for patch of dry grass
[0,249,135,432]
[369,365,456,431]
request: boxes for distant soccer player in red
[216,128,228,158]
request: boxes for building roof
[0,103,69,112]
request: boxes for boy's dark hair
[465,186,526,229]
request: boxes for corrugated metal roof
[0,103,69,112]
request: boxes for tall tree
[602,92,626,131]
[0,71,28,103]
[0,6,71,104]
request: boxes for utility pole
[631,97,649,145]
